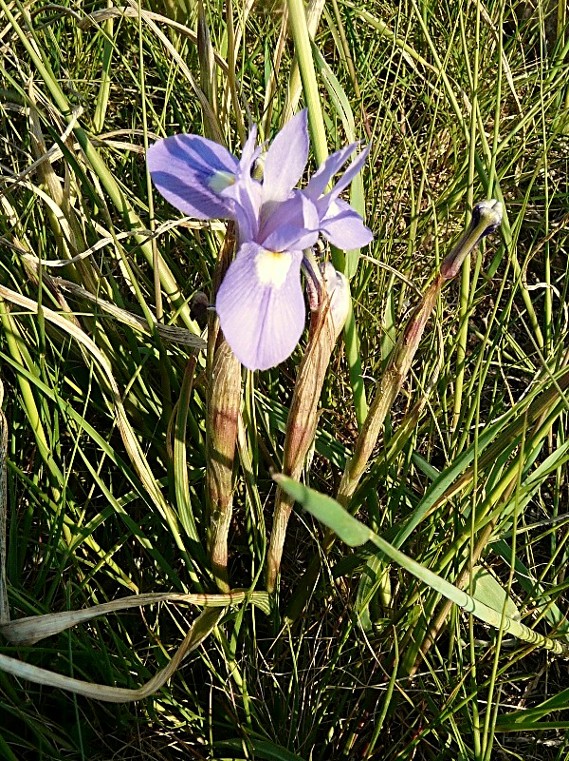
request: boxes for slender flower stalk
[266,264,350,592]
[285,0,328,167]
[286,200,503,620]
[337,200,503,506]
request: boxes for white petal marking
[255,249,292,288]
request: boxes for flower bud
[440,200,503,280]
[321,262,350,342]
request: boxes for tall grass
[1,0,569,758]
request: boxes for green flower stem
[339,201,503,506]
[286,0,328,167]
[285,0,367,425]
[452,4,480,434]
[286,201,503,621]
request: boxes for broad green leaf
[491,538,569,633]
[470,566,520,620]
[277,476,569,656]
[273,475,372,547]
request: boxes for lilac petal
[220,126,265,242]
[239,124,260,175]
[228,180,263,243]
[262,110,309,203]
[148,134,238,175]
[319,199,373,249]
[260,193,319,252]
[327,144,371,202]
[216,242,305,370]
[320,262,351,339]
[304,143,359,200]
[147,135,238,219]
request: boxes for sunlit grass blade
[276,474,569,656]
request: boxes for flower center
[255,249,292,288]
[208,170,236,192]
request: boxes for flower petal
[220,125,265,242]
[239,124,260,173]
[262,110,309,203]
[260,192,319,252]
[216,243,305,370]
[147,135,238,219]
[303,142,359,200]
[319,199,373,249]
[327,144,371,202]
[222,175,263,243]
[321,262,351,339]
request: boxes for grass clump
[1,0,569,759]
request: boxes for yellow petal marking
[255,249,292,288]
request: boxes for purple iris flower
[147,111,372,370]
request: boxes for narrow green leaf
[219,738,307,761]
[312,42,365,280]
[274,475,373,547]
[278,476,569,656]
[470,566,520,620]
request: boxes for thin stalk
[0,298,65,496]
[482,473,525,760]
[452,1,480,434]
[1,0,199,333]
[287,201,503,620]
[285,0,328,167]
[93,1,114,134]
[285,0,368,424]
[225,0,246,144]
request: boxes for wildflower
[147,111,372,370]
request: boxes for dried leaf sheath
[206,226,242,591]
[286,201,504,620]
[337,200,504,507]
[266,269,349,592]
